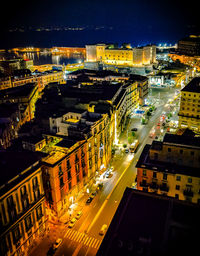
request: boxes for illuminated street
[28,87,179,256]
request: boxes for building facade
[0,152,47,256]
[136,133,200,204]
[178,77,200,132]
[86,44,156,66]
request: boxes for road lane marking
[88,237,95,247]
[86,237,92,246]
[91,238,97,248]
[64,229,70,238]
[68,230,75,239]
[83,236,89,244]
[96,240,101,249]
[93,239,100,248]
[71,231,78,240]
[73,231,80,241]
[76,233,84,242]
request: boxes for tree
[123,144,127,148]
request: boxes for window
[163,173,167,180]
[175,185,180,190]
[175,194,179,199]
[153,172,157,178]
[176,176,181,181]
[25,215,33,232]
[188,177,192,183]
[36,205,43,220]
[168,148,171,152]
[143,170,147,176]
[180,149,183,154]
[60,177,64,188]
[58,165,63,176]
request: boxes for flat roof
[0,83,37,99]
[0,151,45,195]
[181,77,200,93]
[97,188,200,256]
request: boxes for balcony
[139,180,148,188]
[149,182,159,190]
[183,189,193,197]
[160,183,169,192]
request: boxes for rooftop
[181,77,200,93]
[0,83,37,99]
[97,188,200,256]
[0,151,45,195]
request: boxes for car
[90,192,97,198]
[68,217,77,228]
[125,148,129,153]
[131,128,138,131]
[105,172,113,178]
[53,238,62,249]
[97,183,103,190]
[86,197,93,204]
[99,224,108,235]
[75,211,82,219]
[131,182,137,189]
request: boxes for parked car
[53,238,62,249]
[131,128,138,131]
[99,224,108,235]
[90,191,97,198]
[75,211,82,219]
[68,218,77,228]
[105,172,113,178]
[97,183,103,191]
[125,148,129,153]
[86,197,93,204]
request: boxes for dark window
[176,185,180,190]
[168,148,171,152]
[68,182,71,191]
[188,177,192,183]
[25,215,33,232]
[60,177,64,188]
[36,205,43,221]
[143,170,147,176]
[176,176,181,181]
[180,149,183,154]
[163,173,167,180]
[153,172,157,178]
[58,165,63,176]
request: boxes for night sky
[1,0,199,47]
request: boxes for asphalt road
[44,87,179,256]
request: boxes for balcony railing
[149,182,159,190]
[183,189,193,197]
[160,183,169,192]
[140,180,148,188]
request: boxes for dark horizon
[1,0,199,49]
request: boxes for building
[178,35,200,56]
[85,44,156,66]
[178,77,200,132]
[41,137,88,218]
[0,83,39,122]
[97,188,200,256]
[0,151,47,256]
[0,70,64,91]
[0,104,22,149]
[136,132,200,203]
[0,59,33,76]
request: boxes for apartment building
[136,132,200,203]
[0,151,47,256]
[178,77,200,132]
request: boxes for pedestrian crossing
[64,229,101,249]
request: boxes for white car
[68,217,77,228]
[53,238,62,249]
[99,224,108,235]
